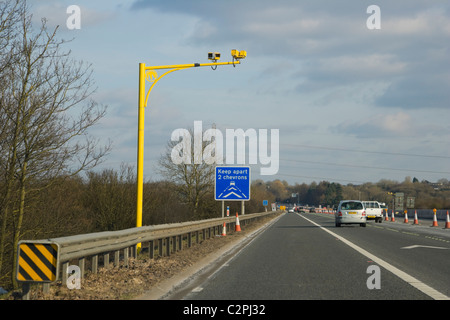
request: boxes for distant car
[335,200,367,227]
[288,207,295,213]
[362,201,384,223]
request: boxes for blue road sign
[215,166,250,201]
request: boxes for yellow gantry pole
[136,53,245,253]
[137,63,145,226]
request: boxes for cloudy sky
[30,0,450,185]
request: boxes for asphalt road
[181,212,450,300]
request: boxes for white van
[362,201,384,223]
[335,200,367,227]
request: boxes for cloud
[331,111,413,138]
[383,6,450,36]
[375,75,450,109]
[295,54,407,93]
[380,112,412,134]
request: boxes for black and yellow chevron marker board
[16,241,59,283]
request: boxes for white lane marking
[401,245,449,250]
[299,214,450,300]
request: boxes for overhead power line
[274,173,366,184]
[282,143,450,159]
[281,159,450,175]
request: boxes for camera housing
[231,49,246,60]
[208,52,221,61]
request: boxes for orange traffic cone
[221,222,227,236]
[404,210,409,223]
[385,209,389,221]
[445,211,450,229]
[391,210,395,222]
[432,209,439,227]
[235,213,242,232]
[413,210,419,225]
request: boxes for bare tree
[158,126,219,220]
[0,0,21,74]
[0,0,27,287]
[0,0,110,288]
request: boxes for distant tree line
[267,177,450,210]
